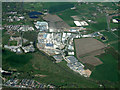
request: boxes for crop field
[74,38,105,57]
[74,38,106,67]
[43,14,70,30]
[81,55,103,66]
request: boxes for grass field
[2,48,120,88]
[57,9,79,27]
[113,30,120,37]
[42,2,75,13]
[91,54,118,82]
[56,3,107,30]
[110,41,120,53]
[9,41,17,46]
[23,2,75,14]
[110,23,118,29]
[2,30,10,45]
[23,31,38,42]
[2,49,100,88]
[2,49,32,70]
[101,31,118,43]
[23,2,43,11]
[89,15,107,31]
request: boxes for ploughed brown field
[43,14,70,32]
[74,38,106,66]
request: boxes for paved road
[106,13,119,38]
[108,40,120,45]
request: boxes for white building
[112,19,118,23]
[35,21,48,31]
[74,21,82,26]
[74,21,89,26]
[68,52,74,55]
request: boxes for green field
[23,2,75,13]
[2,49,99,88]
[101,31,118,43]
[89,14,107,31]
[2,49,32,70]
[2,48,120,88]
[110,23,118,29]
[9,41,17,46]
[42,2,75,13]
[23,31,38,42]
[110,41,120,53]
[57,9,79,27]
[23,2,43,11]
[91,54,118,82]
[56,3,108,30]
[2,30,10,45]
[113,30,120,38]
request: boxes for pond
[101,36,106,40]
[28,11,43,18]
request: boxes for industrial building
[65,56,91,77]
[35,21,48,32]
[74,21,89,26]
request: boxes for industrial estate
[1,2,120,89]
